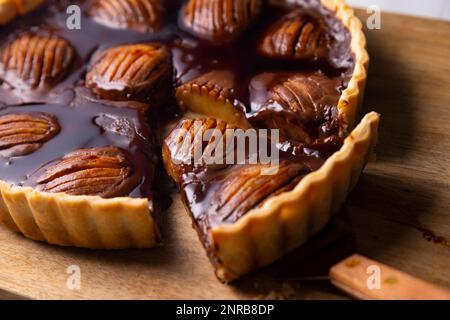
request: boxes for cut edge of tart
[0,180,159,248]
[208,111,379,282]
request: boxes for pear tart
[1,0,378,281]
[0,98,160,248]
[0,1,168,248]
[88,0,165,32]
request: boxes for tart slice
[163,0,376,281]
[163,113,379,281]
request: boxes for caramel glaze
[0,1,354,228]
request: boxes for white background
[347,0,450,21]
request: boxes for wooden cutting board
[1,10,449,300]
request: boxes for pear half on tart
[165,0,378,282]
[87,0,166,33]
[175,70,252,129]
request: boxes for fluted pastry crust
[0,180,158,248]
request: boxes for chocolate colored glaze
[0,1,354,230]
[0,98,157,200]
[163,117,343,245]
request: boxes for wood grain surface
[0,10,449,300]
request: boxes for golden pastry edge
[0,182,158,249]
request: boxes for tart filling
[258,9,330,62]
[175,71,251,129]
[0,99,160,248]
[0,112,60,157]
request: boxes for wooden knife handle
[330,254,450,300]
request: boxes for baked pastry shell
[210,111,379,282]
[0,182,158,249]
